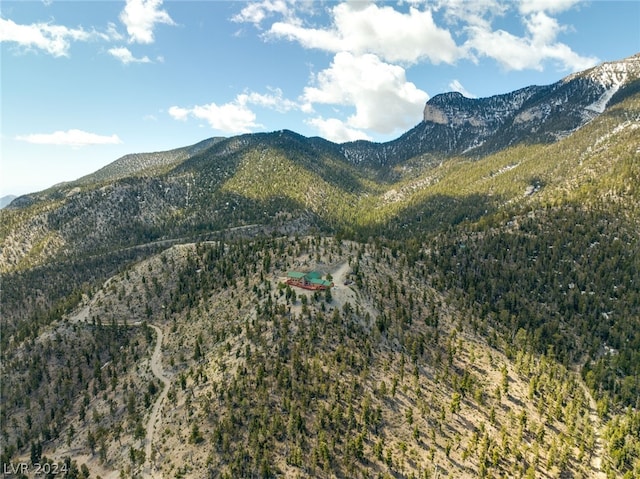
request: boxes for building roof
[287,271,306,279]
[287,271,332,287]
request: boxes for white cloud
[169,101,259,133]
[194,103,259,133]
[440,0,508,28]
[0,17,92,57]
[168,106,190,122]
[232,0,598,140]
[108,46,151,64]
[241,1,596,74]
[268,2,460,65]
[231,0,292,27]
[464,9,598,72]
[106,22,124,41]
[519,0,582,15]
[306,117,372,143]
[119,0,175,44]
[302,52,428,134]
[437,0,596,72]
[526,10,563,45]
[237,88,298,113]
[449,80,476,98]
[16,129,122,147]
[169,88,302,133]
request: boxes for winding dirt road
[43,308,171,478]
[578,378,607,478]
[142,324,169,477]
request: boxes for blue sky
[1,0,639,196]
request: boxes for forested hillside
[4,237,638,478]
[1,57,639,478]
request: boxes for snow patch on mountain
[580,54,640,113]
[586,84,621,113]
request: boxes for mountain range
[1,53,639,478]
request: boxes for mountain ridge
[7,53,639,205]
[338,53,640,167]
[2,54,639,273]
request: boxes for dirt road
[143,324,169,477]
[578,378,607,478]
[330,261,357,305]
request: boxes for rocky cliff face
[340,53,640,167]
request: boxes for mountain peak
[564,52,640,113]
[566,52,640,86]
[407,52,640,160]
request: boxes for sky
[1,0,639,196]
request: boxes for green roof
[287,271,332,286]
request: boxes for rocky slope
[340,53,640,167]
